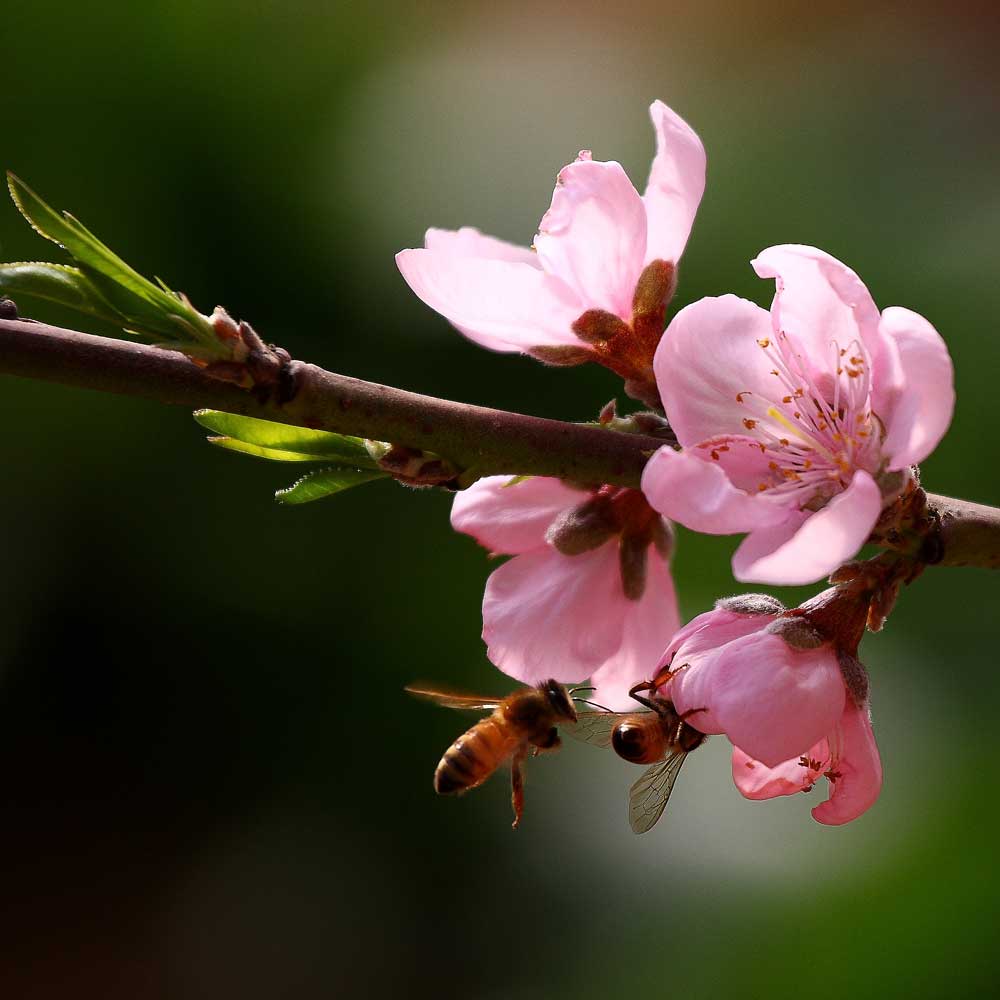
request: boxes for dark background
[1,2,998,997]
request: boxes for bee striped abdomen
[434,716,517,796]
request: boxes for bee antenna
[568,685,596,696]
[572,696,614,713]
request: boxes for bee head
[540,680,577,723]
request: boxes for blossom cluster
[397,102,954,824]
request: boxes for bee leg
[510,746,528,830]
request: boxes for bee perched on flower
[641,245,955,585]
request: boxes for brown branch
[0,317,662,488]
[1,316,998,571]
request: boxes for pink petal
[589,545,681,711]
[879,306,955,470]
[653,295,779,447]
[395,249,583,352]
[424,226,541,268]
[732,744,823,799]
[751,246,887,387]
[676,630,845,767]
[642,101,706,265]
[641,446,788,535]
[658,605,774,675]
[732,470,882,585]
[451,476,584,555]
[534,158,647,320]
[811,703,883,825]
[482,542,627,685]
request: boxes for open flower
[396,101,706,405]
[732,701,882,825]
[659,590,883,824]
[663,595,846,767]
[452,475,680,710]
[641,245,955,585]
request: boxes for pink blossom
[396,102,705,399]
[451,476,680,710]
[662,597,846,767]
[641,246,955,585]
[732,701,883,825]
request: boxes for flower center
[735,329,881,502]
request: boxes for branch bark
[1,316,998,571]
[0,317,662,488]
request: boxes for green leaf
[275,467,386,505]
[8,173,170,308]
[0,262,126,324]
[5,174,218,348]
[194,410,374,463]
[207,437,332,462]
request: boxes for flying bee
[406,679,584,828]
[566,672,707,834]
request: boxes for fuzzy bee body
[408,679,578,827]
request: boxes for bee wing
[628,752,689,835]
[405,683,503,712]
[562,711,634,749]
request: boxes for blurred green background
[1,1,998,997]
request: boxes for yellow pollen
[782,395,793,403]
[804,459,813,470]
[770,369,780,376]
[847,369,861,378]
[710,450,720,460]
[757,338,770,348]
[850,356,863,366]
[768,461,779,471]
[743,418,757,430]
[736,392,747,403]
[757,483,768,492]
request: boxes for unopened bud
[837,651,870,707]
[598,399,618,425]
[715,593,785,616]
[765,616,826,649]
[375,444,460,487]
[545,495,618,555]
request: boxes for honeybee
[405,679,580,828]
[567,672,706,834]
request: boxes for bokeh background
[1,1,998,997]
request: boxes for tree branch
[0,317,662,488]
[1,316,998,571]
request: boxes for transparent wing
[628,752,689,835]
[404,683,503,712]
[564,710,644,748]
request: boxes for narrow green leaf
[194,410,374,463]
[207,437,329,462]
[5,174,218,349]
[0,262,126,324]
[275,467,386,505]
